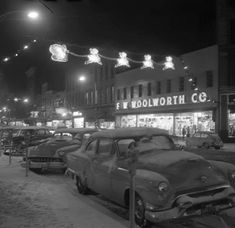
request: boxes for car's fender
[208,160,235,187]
[123,169,174,208]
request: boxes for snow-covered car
[0,126,15,148]
[3,126,52,155]
[66,127,235,227]
[26,128,97,172]
[186,131,223,149]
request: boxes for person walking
[182,126,186,139]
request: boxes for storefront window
[175,111,214,137]
[120,115,137,128]
[74,117,84,128]
[116,111,214,136]
[137,114,173,134]
[228,108,235,137]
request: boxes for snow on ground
[0,152,235,228]
[0,154,127,228]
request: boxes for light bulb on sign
[115,52,130,68]
[85,48,102,65]
[23,45,29,50]
[49,44,68,62]
[141,54,154,69]
[163,56,175,70]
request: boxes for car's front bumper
[145,185,235,224]
[21,160,66,170]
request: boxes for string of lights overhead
[1,39,37,63]
[49,44,175,70]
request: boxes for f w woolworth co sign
[116,92,208,110]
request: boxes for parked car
[26,128,98,172]
[186,131,223,149]
[10,126,53,154]
[66,127,235,227]
[0,126,16,148]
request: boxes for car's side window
[85,140,98,156]
[193,133,200,137]
[97,138,113,158]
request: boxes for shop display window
[228,109,235,137]
[120,115,137,128]
[175,111,214,137]
[74,117,84,128]
[137,114,173,134]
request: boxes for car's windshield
[151,136,175,149]
[117,135,175,157]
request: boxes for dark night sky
[0,0,216,95]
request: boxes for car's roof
[91,127,168,139]
[54,128,98,134]
[17,126,52,130]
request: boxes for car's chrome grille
[175,185,229,197]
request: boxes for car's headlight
[58,151,65,156]
[158,182,169,193]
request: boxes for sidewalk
[0,154,127,228]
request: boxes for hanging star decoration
[141,54,154,69]
[163,56,175,70]
[115,52,130,68]
[85,48,102,65]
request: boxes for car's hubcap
[135,198,144,219]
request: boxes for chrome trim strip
[117,167,128,172]
[175,184,231,200]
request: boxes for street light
[27,11,39,20]
[78,75,86,82]
[0,10,40,22]
[23,98,29,103]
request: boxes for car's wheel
[214,146,221,150]
[76,175,88,194]
[135,194,150,228]
[202,142,210,149]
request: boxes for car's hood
[136,150,228,194]
[28,138,80,157]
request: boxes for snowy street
[0,154,235,228]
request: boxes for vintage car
[11,126,53,151]
[0,126,16,147]
[186,131,224,149]
[66,127,235,227]
[26,128,97,172]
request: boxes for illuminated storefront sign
[116,92,208,110]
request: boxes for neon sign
[116,92,208,110]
